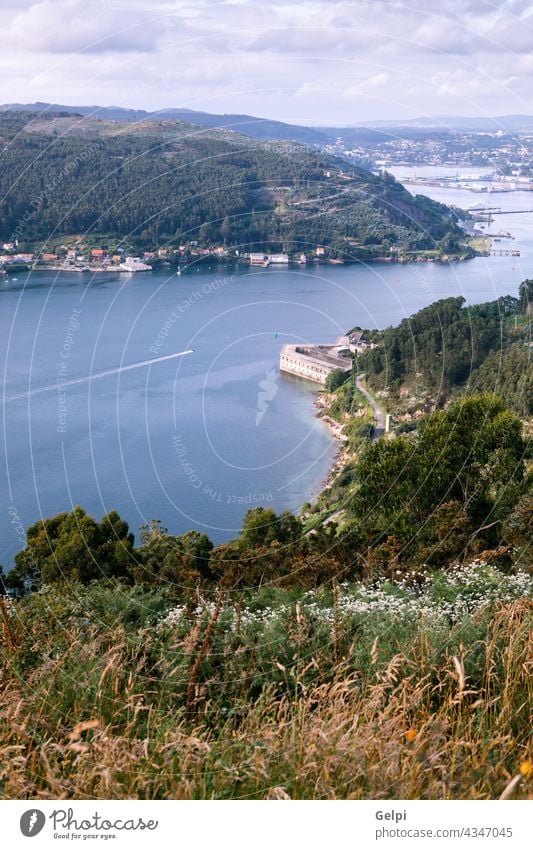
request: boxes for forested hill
[357,284,532,417]
[0,111,463,255]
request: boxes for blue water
[0,247,527,566]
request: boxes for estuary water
[1,188,530,565]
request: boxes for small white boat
[119,257,151,272]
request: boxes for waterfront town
[327,123,533,176]
[0,235,433,273]
[0,243,328,274]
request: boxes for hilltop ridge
[0,110,465,259]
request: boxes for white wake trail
[4,349,194,402]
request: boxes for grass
[467,236,492,255]
[0,562,531,799]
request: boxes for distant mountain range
[4,102,533,145]
[360,114,533,133]
[0,102,331,145]
[4,102,532,145]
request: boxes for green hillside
[357,293,530,403]
[0,111,465,257]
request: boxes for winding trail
[355,373,384,440]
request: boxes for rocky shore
[313,392,350,499]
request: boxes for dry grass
[0,587,531,800]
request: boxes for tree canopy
[0,111,464,255]
[358,294,521,393]
[6,507,134,595]
[352,395,526,560]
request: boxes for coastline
[21,251,477,273]
[2,236,484,278]
[312,392,350,501]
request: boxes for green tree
[198,222,213,244]
[134,520,213,588]
[518,279,533,314]
[6,507,135,594]
[357,296,510,392]
[502,493,533,567]
[239,507,302,551]
[220,216,232,245]
[325,368,350,392]
[466,345,533,416]
[352,396,525,557]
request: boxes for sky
[0,0,533,125]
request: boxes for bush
[325,368,351,392]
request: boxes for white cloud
[359,72,390,90]
[484,13,533,54]
[411,18,477,54]
[0,0,532,122]
[1,0,167,54]
[433,69,486,98]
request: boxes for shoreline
[2,241,483,277]
[312,392,350,501]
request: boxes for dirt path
[355,373,384,439]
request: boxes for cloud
[359,72,390,90]
[2,0,167,54]
[411,18,478,54]
[484,13,533,54]
[0,0,532,122]
[432,69,486,98]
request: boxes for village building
[279,337,353,385]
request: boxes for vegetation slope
[0,110,465,258]
[0,284,531,801]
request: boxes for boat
[118,257,152,272]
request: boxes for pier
[472,207,533,217]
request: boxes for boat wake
[3,349,194,403]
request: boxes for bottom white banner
[1,800,531,848]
